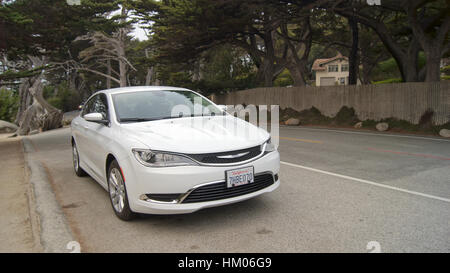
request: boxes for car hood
[119,115,269,154]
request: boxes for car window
[81,96,95,116]
[92,94,109,120]
[82,94,109,120]
[112,90,224,122]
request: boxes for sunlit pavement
[27,127,450,252]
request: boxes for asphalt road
[27,127,450,252]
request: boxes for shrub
[418,109,434,130]
[333,106,359,125]
[0,88,18,123]
[43,83,81,112]
[280,107,331,125]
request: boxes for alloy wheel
[109,168,126,213]
[72,145,79,172]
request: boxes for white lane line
[281,161,450,204]
[280,126,450,142]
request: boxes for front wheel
[72,142,87,177]
[108,160,136,221]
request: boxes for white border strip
[281,161,450,203]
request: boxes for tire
[107,160,136,221]
[72,142,87,177]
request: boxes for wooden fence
[210,82,450,125]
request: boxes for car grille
[186,145,262,164]
[181,173,275,204]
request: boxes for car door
[83,93,112,183]
[74,96,95,168]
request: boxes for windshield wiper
[120,113,225,123]
[190,113,225,117]
[119,118,159,123]
[119,116,184,123]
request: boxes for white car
[71,86,280,220]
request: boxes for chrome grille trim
[139,171,275,205]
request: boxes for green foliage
[441,65,450,75]
[43,82,81,112]
[372,78,403,84]
[274,69,294,87]
[197,45,257,93]
[163,71,195,89]
[371,58,401,81]
[1,0,120,57]
[0,88,18,122]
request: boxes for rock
[376,122,389,132]
[0,120,18,133]
[285,118,300,126]
[62,111,80,126]
[439,129,450,138]
[63,110,80,123]
[354,122,363,129]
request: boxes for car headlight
[263,138,277,152]
[132,149,198,167]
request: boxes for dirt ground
[0,134,38,252]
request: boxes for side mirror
[84,113,109,125]
[217,105,227,112]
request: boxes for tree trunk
[286,62,306,86]
[347,12,421,82]
[348,16,359,85]
[15,57,63,136]
[118,46,127,87]
[144,49,154,86]
[106,59,112,89]
[401,50,420,82]
[405,1,449,82]
[16,74,63,135]
[15,78,33,124]
[279,17,312,87]
[425,48,442,82]
[255,59,274,87]
[145,67,152,86]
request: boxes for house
[312,53,349,86]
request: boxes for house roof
[312,53,348,71]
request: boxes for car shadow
[133,197,269,226]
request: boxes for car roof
[99,86,192,95]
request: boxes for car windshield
[112,90,225,122]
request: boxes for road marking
[279,137,322,144]
[281,161,450,203]
[280,126,450,142]
[367,147,450,161]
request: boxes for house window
[341,64,349,72]
[328,65,339,72]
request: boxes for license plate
[226,166,254,188]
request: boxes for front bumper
[121,151,280,214]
